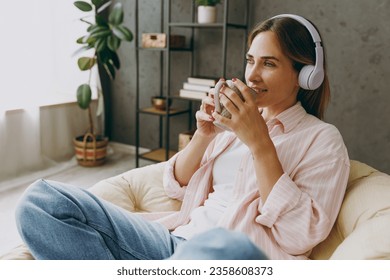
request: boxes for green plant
[74,0,133,135]
[195,0,221,6]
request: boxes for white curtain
[0,1,99,190]
[0,108,51,188]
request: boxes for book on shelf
[179,89,207,100]
[183,82,212,92]
[187,76,218,87]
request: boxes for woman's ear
[293,70,300,88]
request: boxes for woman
[16,14,349,260]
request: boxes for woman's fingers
[232,78,256,104]
[196,96,215,121]
[196,109,214,121]
[219,89,240,115]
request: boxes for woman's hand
[212,78,284,203]
[195,89,224,138]
[212,78,269,153]
[174,87,224,186]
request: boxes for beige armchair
[2,160,390,260]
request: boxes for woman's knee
[15,179,63,230]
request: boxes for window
[0,0,97,112]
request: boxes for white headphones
[271,14,324,90]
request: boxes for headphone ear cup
[299,64,324,90]
[298,65,315,90]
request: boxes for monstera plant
[73,0,133,166]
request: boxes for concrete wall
[110,0,246,152]
[111,0,390,173]
[248,0,390,173]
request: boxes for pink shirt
[142,102,350,260]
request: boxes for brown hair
[248,17,330,119]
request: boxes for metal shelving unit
[135,0,249,167]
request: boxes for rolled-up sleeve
[256,173,301,227]
[256,159,350,255]
[162,153,187,201]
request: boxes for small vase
[197,6,217,24]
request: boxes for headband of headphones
[271,14,324,90]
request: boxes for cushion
[310,160,390,259]
[88,162,181,213]
[0,244,33,260]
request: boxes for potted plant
[73,0,133,166]
[195,0,221,23]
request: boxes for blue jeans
[15,179,267,260]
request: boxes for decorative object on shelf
[142,33,166,48]
[142,33,186,48]
[151,96,172,110]
[73,0,133,166]
[178,130,196,151]
[195,0,221,24]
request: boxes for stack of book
[179,77,217,100]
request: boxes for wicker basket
[73,133,109,167]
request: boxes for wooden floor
[0,146,147,257]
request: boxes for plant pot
[197,6,217,24]
[73,133,109,167]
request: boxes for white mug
[213,79,256,130]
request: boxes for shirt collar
[266,102,307,133]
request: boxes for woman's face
[245,31,300,118]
